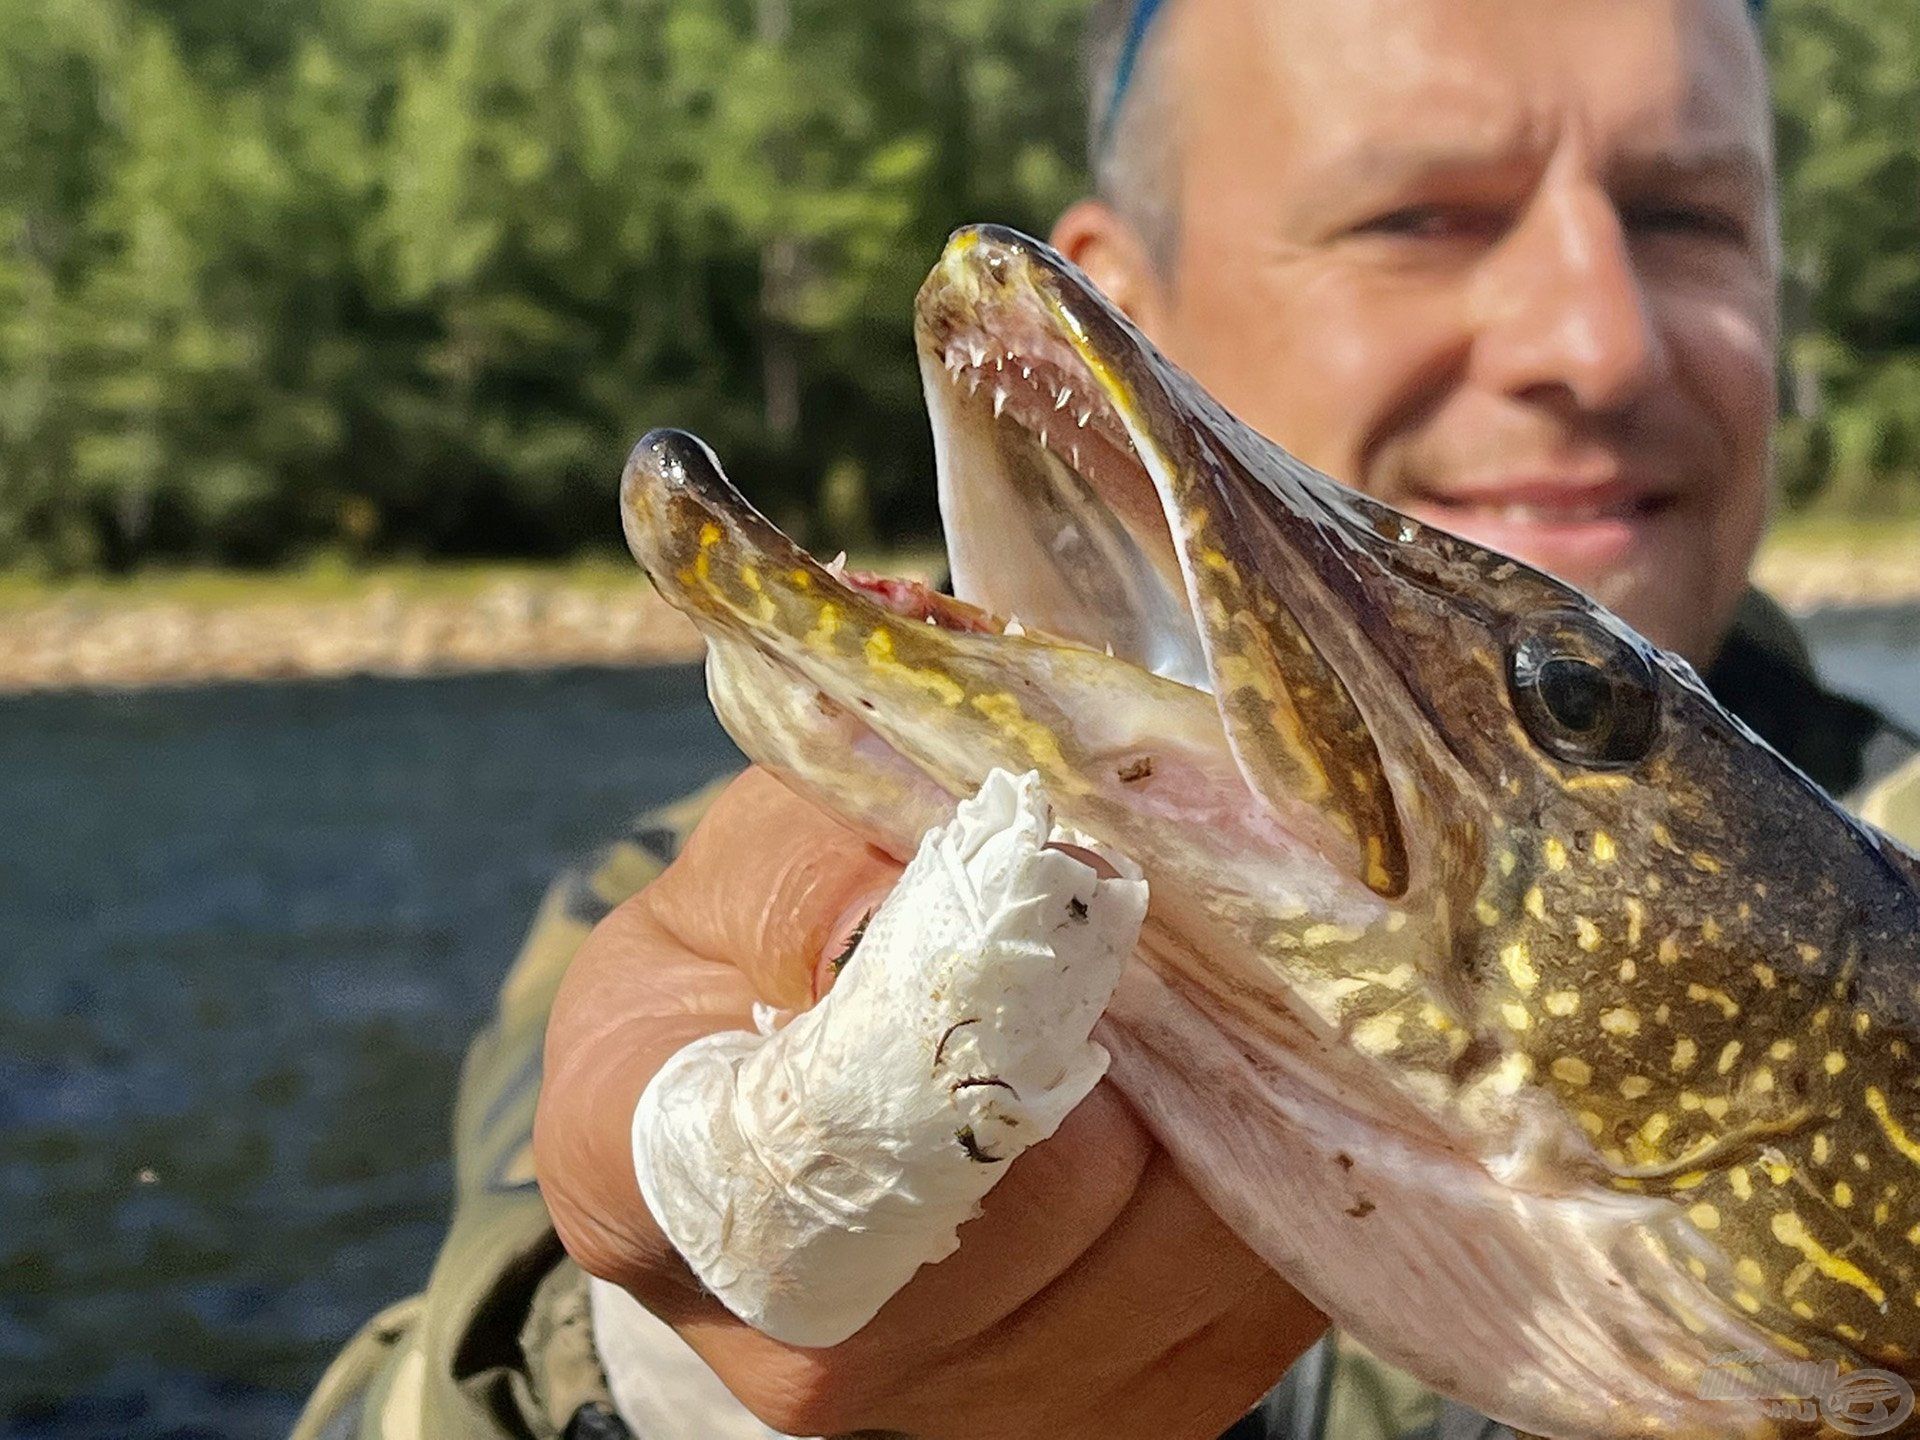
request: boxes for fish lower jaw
[701,640,968,859]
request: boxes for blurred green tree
[0,0,1912,569]
[1770,0,1920,512]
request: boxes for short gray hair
[1082,0,1182,270]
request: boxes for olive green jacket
[291,595,1919,1440]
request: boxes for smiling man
[1062,0,1776,672]
[294,1,1920,1438]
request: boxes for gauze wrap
[631,768,1147,1346]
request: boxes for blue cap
[1097,0,1770,156]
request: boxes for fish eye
[1507,612,1661,768]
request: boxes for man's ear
[1050,200,1172,335]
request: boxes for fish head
[625,222,1901,1048]
[624,225,1920,1415]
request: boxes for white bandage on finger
[631,767,1148,1347]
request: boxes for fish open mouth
[622,225,1418,900]
[905,225,1412,896]
[912,230,1208,690]
[818,260,1201,687]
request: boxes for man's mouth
[1402,481,1679,572]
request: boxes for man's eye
[1352,205,1506,243]
[1357,206,1446,236]
[1623,203,1748,245]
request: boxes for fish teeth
[1020,364,1033,381]
[1053,387,1073,412]
[968,342,986,367]
[993,388,1009,418]
[1038,425,1050,449]
[1074,407,1091,428]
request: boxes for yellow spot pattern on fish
[1501,941,1539,993]
[1769,1212,1886,1306]
[1552,1056,1592,1087]
[1866,1087,1920,1170]
[967,691,1082,787]
[806,602,844,650]
[864,629,966,707]
[1686,983,1740,1019]
[1600,1007,1641,1038]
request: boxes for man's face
[1058,0,1778,666]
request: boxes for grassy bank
[1752,513,1920,611]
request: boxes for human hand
[535,766,1326,1440]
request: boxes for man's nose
[1469,182,1667,414]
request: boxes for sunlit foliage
[0,0,1910,569]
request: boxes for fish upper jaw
[917,227,1441,899]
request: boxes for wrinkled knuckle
[535,1161,663,1295]
[544,1198,619,1284]
[543,1196,636,1290]
[529,1099,587,1242]
[739,1354,884,1438]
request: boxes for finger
[647,766,904,1008]
[846,1146,1322,1439]
[978,1146,1322,1414]
[1066,1279,1328,1440]
[636,773,1149,1348]
[540,768,900,1294]
[661,1085,1154,1430]
[836,1081,1154,1351]
[671,1140,1317,1440]
[538,921,757,1295]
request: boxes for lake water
[3,614,1918,1439]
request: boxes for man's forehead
[1172,0,1770,167]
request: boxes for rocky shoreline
[0,579,705,693]
[1750,546,1920,615]
[0,545,1913,695]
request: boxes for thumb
[642,766,905,1010]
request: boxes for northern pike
[619,226,1920,1438]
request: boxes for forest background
[0,0,1915,575]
